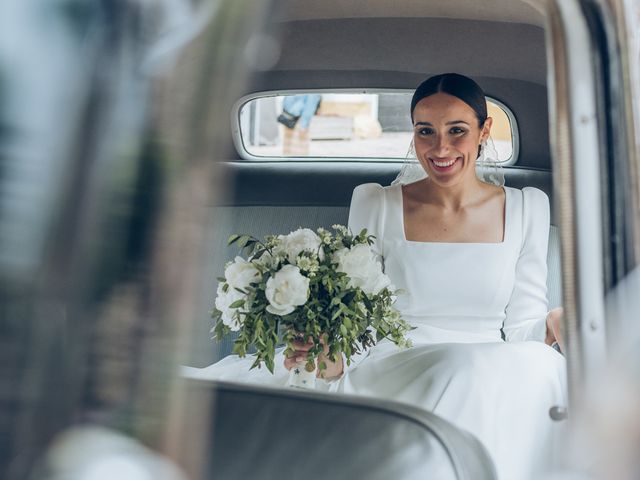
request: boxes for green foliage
[211,225,412,374]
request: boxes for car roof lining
[279,0,546,27]
[270,18,546,86]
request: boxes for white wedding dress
[185,183,567,480]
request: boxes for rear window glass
[235,91,517,163]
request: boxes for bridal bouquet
[211,225,411,387]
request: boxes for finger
[284,355,308,369]
[552,309,565,352]
[284,357,295,370]
[291,342,314,353]
[550,322,564,353]
[285,349,309,362]
[556,330,565,353]
[293,346,311,354]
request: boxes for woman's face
[412,92,492,188]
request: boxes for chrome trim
[545,0,608,402]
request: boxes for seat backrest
[188,162,561,366]
[184,378,497,480]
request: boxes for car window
[235,91,518,163]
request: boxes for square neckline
[397,184,510,245]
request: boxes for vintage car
[2,0,640,479]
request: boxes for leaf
[232,341,247,358]
[227,234,241,245]
[229,299,245,309]
[237,235,252,249]
[250,356,262,370]
[265,355,275,374]
[211,319,229,341]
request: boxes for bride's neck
[425,177,487,210]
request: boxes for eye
[449,126,467,135]
[417,127,435,136]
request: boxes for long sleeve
[502,187,550,342]
[347,182,386,258]
[337,183,386,374]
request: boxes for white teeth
[433,159,456,168]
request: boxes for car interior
[189,0,561,368]
[177,1,564,478]
[7,1,640,478]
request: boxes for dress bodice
[348,183,551,344]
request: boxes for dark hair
[410,73,487,126]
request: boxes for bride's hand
[283,334,344,379]
[545,307,564,352]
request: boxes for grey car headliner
[272,18,546,86]
[280,0,546,26]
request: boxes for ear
[480,117,493,142]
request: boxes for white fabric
[185,182,567,480]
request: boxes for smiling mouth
[430,157,460,171]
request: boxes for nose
[433,134,450,156]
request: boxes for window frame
[231,89,520,165]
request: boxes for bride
[189,73,567,480]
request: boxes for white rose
[224,256,261,290]
[334,244,391,296]
[282,228,324,263]
[215,283,246,331]
[265,265,310,315]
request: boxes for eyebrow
[414,120,470,127]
